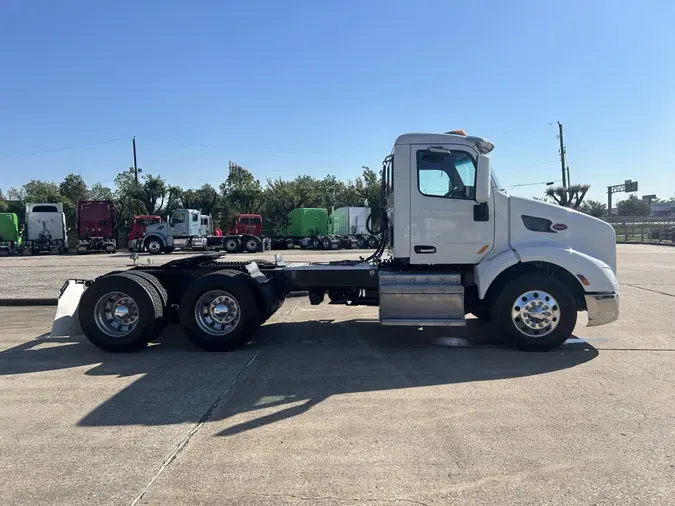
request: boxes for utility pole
[557,122,567,188]
[132,137,139,185]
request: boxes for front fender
[476,245,619,299]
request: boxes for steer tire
[492,273,577,351]
[179,270,261,352]
[145,237,164,255]
[78,274,164,352]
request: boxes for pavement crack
[129,351,260,506]
[244,492,430,506]
[624,283,675,298]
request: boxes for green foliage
[1,163,385,241]
[617,194,651,217]
[579,199,606,218]
[544,184,590,209]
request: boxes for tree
[88,183,114,201]
[220,167,264,225]
[354,166,382,210]
[59,174,88,203]
[579,200,606,218]
[139,174,167,215]
[617,194,650,217]
[0,190,7,212]
[545,184,590,209]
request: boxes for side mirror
[475,154,491,203]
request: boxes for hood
[509,196,616,273]
[145,222,167,236]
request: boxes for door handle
[414,245,436,254]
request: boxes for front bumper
[585,292,619,327]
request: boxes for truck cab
[227,214,263,236]
[0,213,22,255]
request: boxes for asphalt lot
[0,249,373,299]
[0,244,674,505]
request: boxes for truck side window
[417,150,476,200]
[192,214,198,222]
[173,212,186,224]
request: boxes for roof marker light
[446,129,467,135]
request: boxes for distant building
[651,202,675,217]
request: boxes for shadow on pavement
[0,319,597,434]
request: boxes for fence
[603,216,675,244]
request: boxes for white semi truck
[52,130,619,353]
[25,203,68,255]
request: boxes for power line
[503,179,562,189]
[142,137,384,155]
[488,122,556,138]
[496,159,560,172]
[0,138,125,159]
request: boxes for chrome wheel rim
[511,290,561,338]
[246,239,257,250]
[194,290,241,337]
[148,241,161,253]
[225,240,237,251]
[94,291,140,337]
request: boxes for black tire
[492,273,577,351]
[117,271,169,337]
[178,270,261,351]
[367,235,379,248]
[357,236,367,249]
[145,236,164,255]
[224,237,240,253]
[311,236,321,249]
[163,246,175,254]
[78,273,164,352]
[244,237,260,253]
[322,236,331,249]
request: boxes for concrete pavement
[0,244,673,505]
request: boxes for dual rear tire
[79,270,261,353]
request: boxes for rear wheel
[367,235,379,248]
[322,236,331,249]
[311,236,321,249]
[78,274,164,352]
[244,237,260,253]
[179,270,261,351]
[224,237,240,253]
[493,273,577,351]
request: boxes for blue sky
[1,0,674,204]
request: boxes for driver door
[170,210,189,237]
[409,144,494,265]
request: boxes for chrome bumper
[585,292,619,327]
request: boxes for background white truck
[25,203,68,255]
[53,129,620,353]
[328,206,378,248]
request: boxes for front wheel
[492,273,577,351]
[146,237,164,255]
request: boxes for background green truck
[0,213,22,255]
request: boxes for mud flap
[50,280,89,337]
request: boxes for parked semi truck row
[52,130,619,355]
[138,207,381,255]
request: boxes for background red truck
[76,200,117,254]
[127,214,163,251]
